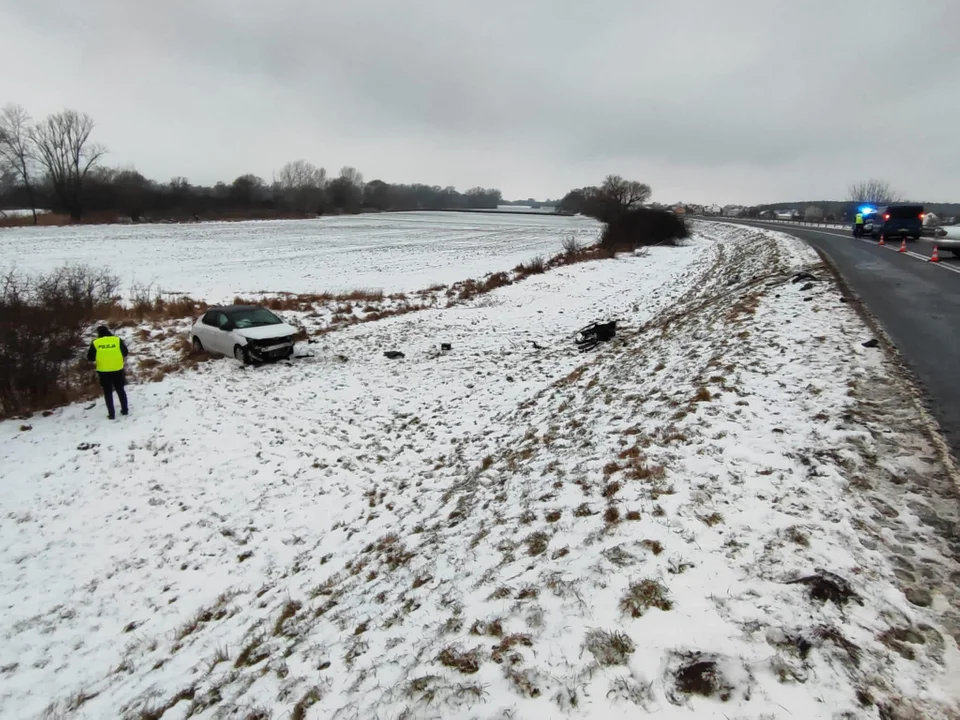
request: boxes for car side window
[201,311,218,327]
[217,313,231,329]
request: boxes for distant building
[704,205,722,216]
[774,209,799,220]
[804,206,824,221]
[922,212,941,227]
[722,205,744,217]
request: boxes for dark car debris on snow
[576,320,617,352]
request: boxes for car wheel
[192,336,204,353]
[234,344,250,364]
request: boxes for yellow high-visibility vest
[93,336,124,372]
[855,213,864,225]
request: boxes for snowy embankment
[2,223,959,719]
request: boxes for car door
[196,311,220,354]
[198,311,231,355]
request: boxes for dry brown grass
[514,256,546,277]
[437,645,482,674]
[574,503,595,518]
[620,579,672,617]
[545,509,562,523]
[602,461,621,477]
[604,506,621,525]
[618,445,642,461]
[626,509,642,521]
[273,599,302,636]
[785,525,810,546]
[692,386,713,403]
[727,291,761,321]
[698,512,724,527]
[642,539,664,555]
[234,634,269,668]
[469,618,504,637]
[133,687,197,720]
[583,629,636,666]
[524,531,550,556]
[491,633,534,664]
[291,686,325,720]
[175,594,232,641]
[624,461,667,482]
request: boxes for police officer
[86,325,130,419]
[854,211,864,238]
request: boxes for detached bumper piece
[575,321,617,352]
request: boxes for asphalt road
[731,221,960,458]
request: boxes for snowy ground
[0,212,600,302]
[0,208,51,218]
[2,223,959,719]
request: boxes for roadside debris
[792,271,818,284]
[862,339,880,349]
[384,351,405,360]
[786,569,860,607]
[441,343,452,352]
[576,320,617,352]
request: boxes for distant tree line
[0,103,503,223]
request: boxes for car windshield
[227,307,283,328]
[886,205,923,219]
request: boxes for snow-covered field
[0,208,51,218]
[2,223,959,719]
[0,212,600,302]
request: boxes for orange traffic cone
[930,245,940,263]
[878,234,885,246]
[899,238,907,253]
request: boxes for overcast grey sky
[2,0,958,204]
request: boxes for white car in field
[190,305,298,363]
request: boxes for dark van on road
[870,204,924,240]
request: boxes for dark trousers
[98,370,128,417]
[854,224,863,237]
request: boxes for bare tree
[278,159,326,189]
[0,104,39,224]
[339,166,364,187]
[848,179,902,205]
[29,110,106,221]
[601,175,652,210]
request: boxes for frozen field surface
[0,212,600,302]
[1,223,959,719]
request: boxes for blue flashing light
[859,206,876,215]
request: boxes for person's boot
[121,409,129,416]
[108,413,116,420]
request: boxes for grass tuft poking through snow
[620,579,673,617]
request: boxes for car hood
[234,323,297,340]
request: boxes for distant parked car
[191,305,297,364]
[869,204,924,241]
